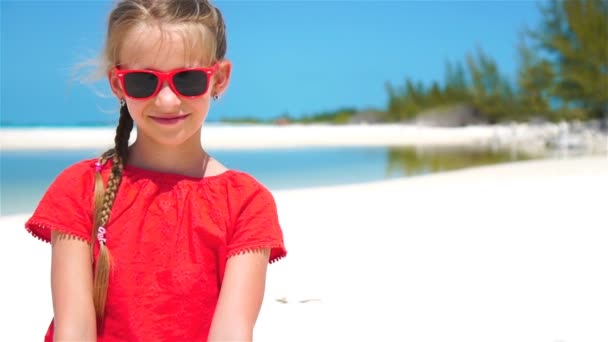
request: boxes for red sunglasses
[114,64,219,100]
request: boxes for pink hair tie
[95,161,103,172]
[97,226,107,245]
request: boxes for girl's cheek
[127,102,149,117]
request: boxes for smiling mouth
[150,114,190,125]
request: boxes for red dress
[25,159,287,341]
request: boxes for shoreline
[3,155,606,218]
[1,123,606,153]
[2,156,607,341]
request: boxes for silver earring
[212,94,219,101]
[120,99,126,107]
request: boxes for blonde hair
[91,0,227,320]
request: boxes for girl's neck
[127,133,209,178]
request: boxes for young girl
[25,0,287,341]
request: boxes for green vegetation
[295,108,358,124]
[533,0,608,120]
[220,108,361,125]
[386,0,608,124]
[219,116,268,124]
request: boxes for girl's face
[109,24,231,147]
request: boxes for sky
[1,0,544,126]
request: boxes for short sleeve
[227,180,287,264]
[25,160,95,243]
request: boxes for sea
[1,144,546,216]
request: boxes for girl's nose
[154,81,181,108]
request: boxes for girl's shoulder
[192,168,278,218]
[26,158,99,243]
[198,169,275,206]
[53,158,97,177]
[219,169,267,190]
[219,169,276,199]
[49,158,98,191]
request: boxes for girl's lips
[150,114,190,125]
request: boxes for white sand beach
[1,154,607,341]
[3,124,504,149]
[2,123,606,153]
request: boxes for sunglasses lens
[124,72,158,98]
[173,70,208,96]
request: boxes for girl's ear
[212,60,232,97]
[108,70,125,99]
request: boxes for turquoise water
[1,146,537,215]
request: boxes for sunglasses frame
[113,64,219,100]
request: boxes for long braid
[91,103,133,320]
[115,104,134,161]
